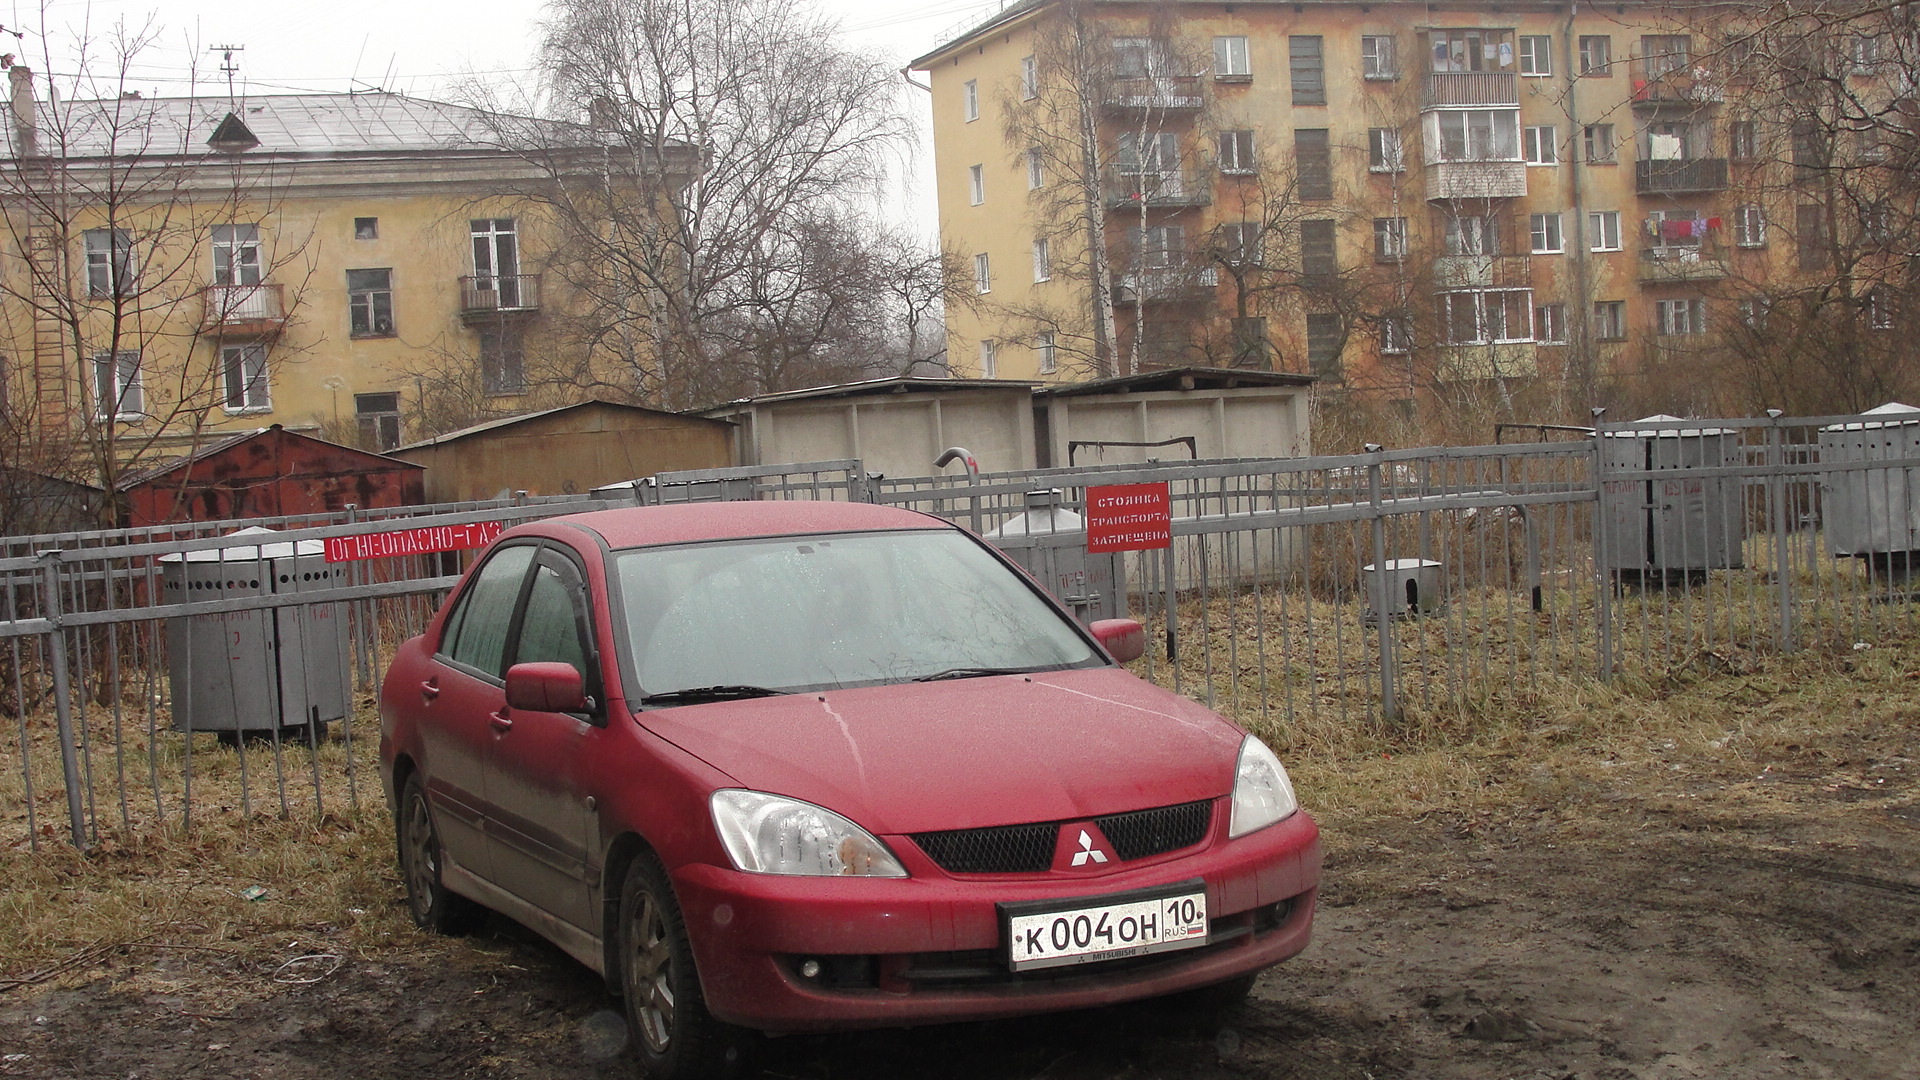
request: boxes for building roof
[1036,366,1315,397]
[390,399,733,453]
[14,90,549,160]
[702,376,1042,411]
[115,425,421,491]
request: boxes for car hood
[631,668,1244,835]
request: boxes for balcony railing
[1104,75,1205,111]
[459,274,541,316]
[1432,254,1532,290]
[1636,158,1729,194]
[1114,265,1219,303]
[1105,169,1211,210]
[1421,71,1518,108]
[1638,241,1728,283]
[199,283,286,336]
[1424,160,1529,201]
[1632,72,1724,106]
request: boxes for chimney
[9,65,35,156]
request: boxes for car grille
[910,799,1213,874]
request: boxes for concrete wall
[724,388,1038,478]
[1040,386,1310,467]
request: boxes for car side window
[513,559,591,680]
[442,544,537,679]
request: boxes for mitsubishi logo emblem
[1071,829,1109,866]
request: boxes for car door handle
[490,710,514,733]
[420,680,440,701]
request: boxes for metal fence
[6,410,1920,851]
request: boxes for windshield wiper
[913,666,1037,683]
[640,684,790,705]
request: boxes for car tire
[396,774,487,934]
[618,853,751,1080]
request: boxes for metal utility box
[162,528,349,740]
[984,489,1123,624]
[1600,415,1745,581]
[1820,402,1920,563]
[1363,559,1444,620]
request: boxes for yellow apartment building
[0,70,689,492]
[912,0,1904,412]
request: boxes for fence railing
[8,414,1920,851]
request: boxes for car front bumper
[670,808,1320,1032]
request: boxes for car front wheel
[618,852,750,1080]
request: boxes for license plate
[999,881,1209,972]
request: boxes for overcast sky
[7,0,1008,233]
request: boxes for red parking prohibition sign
[1085,483,1172,553]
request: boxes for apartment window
[212,224,262,286]
[1032,237,1051,282]
[1850,36,1881,75]
[1220,221,1263,265]
[1300,219,1337,278]
[1524,126,1558,166]
[1289,36,1325,105]
[353,217,378,240]
[968,164,985,205]
[979,339,997,378]
[1295,129,1332,199]
[1530,212,1563,254]
[84,228,137,298]
[1232,317,1270,365]
[974,252,992,293]
[1855,127,1888,164]
[1790,120,1826,181]
[1429,28,1514,72]
[1592,300,1626,340]
[1583,123,1616,163]
[1021,56,1038,99]
[1214,36,1250,78]
[1442,212,1501,256]
[1026,149,1044,190]
[963,79,979,122]
[1373,217,1407,261]
[1440,290,1533,344]
[1519,36,1552,76]
[1588,211,1621,252]
[1361,35,1397,79]
[1305,313,1343,375]
[1131,224,1187,271]
[480,328,526,395]
[469,218,521,305]
[1380,316,1412,354]
[1725,119,1758,162]
[1436,110,1520,161]
[1737,297,1771,330]
[1036,331,1057,374]
[347,268,395,336]
[1218,130,1255,173]
[1734,203,1766,247]
[1867,289,1895,330]
[1112,37,1159,79]
[93,350,142,420]
[221,343,270,412]
[1796,204,1829,270]
[1535,302,1567,344]
[1641,35,1692,81]
[356,391,402,451]
[1578,36,1612,76]
[1861,203,1894,245]
[1655,298,1706,335]
[1368,127,1405,172]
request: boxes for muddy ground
[3,747,1915,1080]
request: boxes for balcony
[1638,242,1729,283]
[1421,71,1518,108]
[1425,160,1528,201]
[1433,254,1532,290]
[1105,169,1211,210]
[1438,342,1537,381]
[1104,75,1205,112]
[1636,158,1729,194]
[458,274,541,323]
[1113,265,1219,304]
[200,283,286,337]
[1631,72,1724,109]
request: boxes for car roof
[536,500,952,549]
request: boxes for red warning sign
[323,521,504,563]
[1085,483,1172,553]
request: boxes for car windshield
[613,529,1101,696]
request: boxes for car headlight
[710,790,908,877]
[1228,735,1298,838]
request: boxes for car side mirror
[505,662,591,713]
[1089,618,1146,664]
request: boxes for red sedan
[379,501,1319,1078]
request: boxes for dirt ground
[3,724,1914,1080]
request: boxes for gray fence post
[38,551,88,849]
[1767,409,1794,652]
[1366,445,1398,721]
[1589,409,1614,681]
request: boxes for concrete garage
[1034,368,1315,467]
[701,378,1040,478]
[389,400,735,503]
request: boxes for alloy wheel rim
[403,795,436,918]
[628,892,675,1053]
